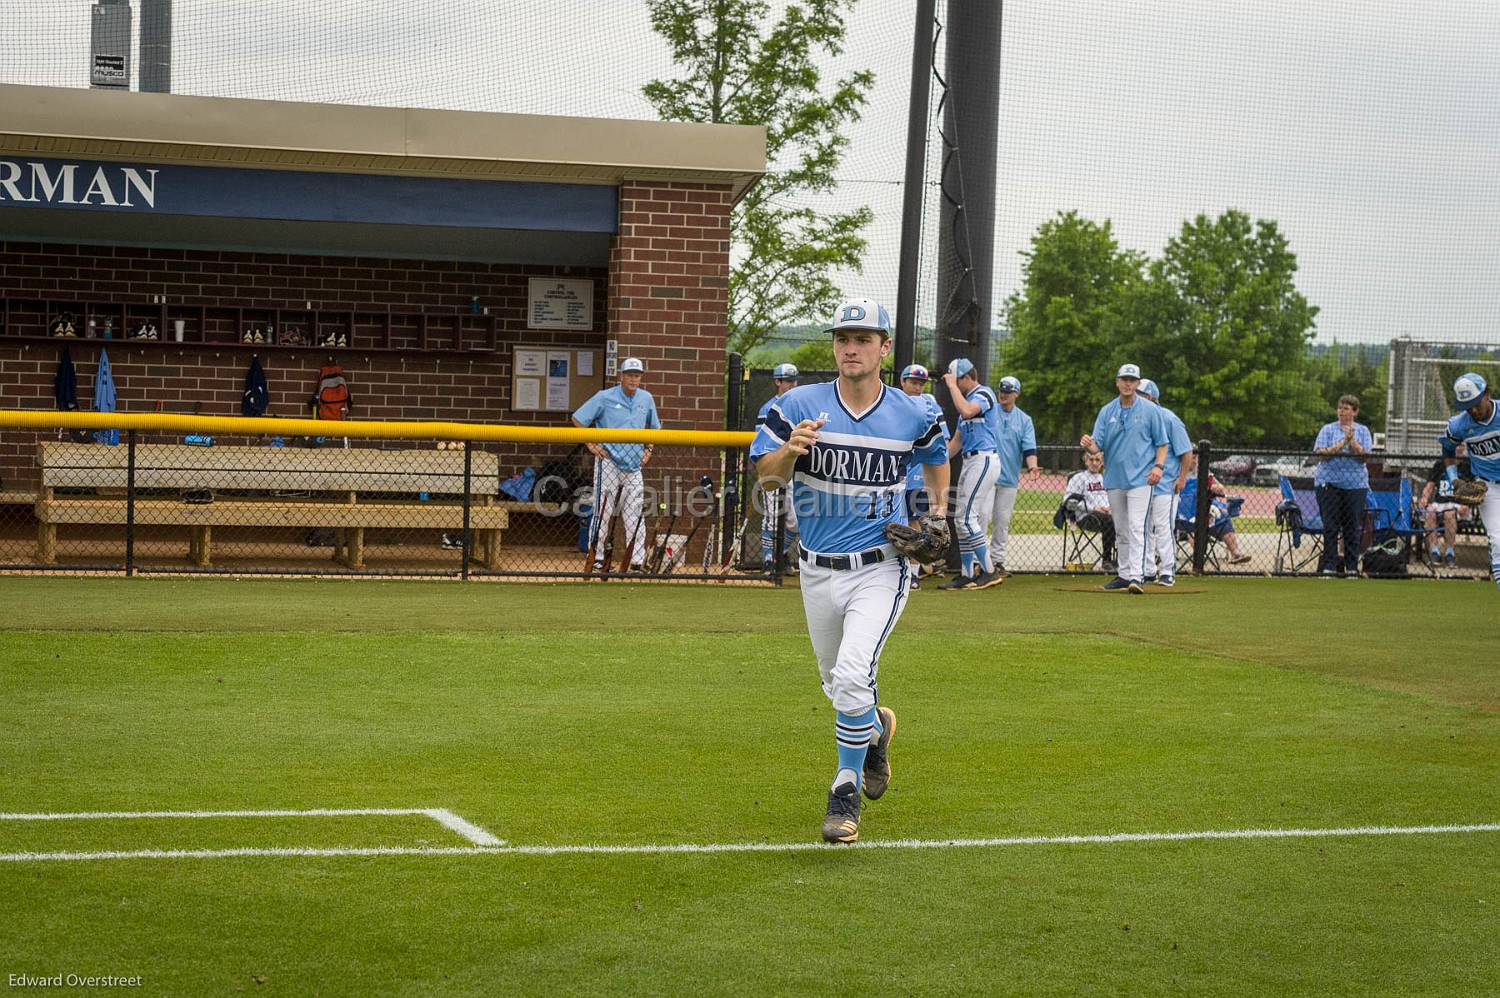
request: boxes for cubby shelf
[0,297,503,355]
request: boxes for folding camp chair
[1274,475,1324,575]
[1364,477,1429,578]
[1175,479,1244,572]
[1056,493,1111,572]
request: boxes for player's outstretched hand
[786,418,824,456]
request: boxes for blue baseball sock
[834,708,879,791]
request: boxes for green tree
[1309,346,1387,434]
[644,0,873,355]
[1121,210,1321,446]
[1001,212,1144,442]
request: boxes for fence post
[1192,439,1212,575]
[461,440,472,582]
[771,487,786,587]
[125,429,136,577]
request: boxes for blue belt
[799,545,887,571]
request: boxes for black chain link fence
[0,424,770,582]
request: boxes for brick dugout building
[0,84,765,490]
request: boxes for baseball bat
[648,500,676,574]
[671,476,714,577]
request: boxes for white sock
[831,767,859,792]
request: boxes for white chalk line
[1,820,1496,863]
[0,807,504,848]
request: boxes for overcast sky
[5,0,1497,348]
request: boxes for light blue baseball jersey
[751,382,946,554]
[956,385,999,453]
[572,384,661,471]
[1312,421,1373,489]
[994,404,1038,487]
[755,394,780,427]
[1152,405,1195,496]
[1091,396,1170,490]
[904,392,951,493]
[1442,407,1500,480]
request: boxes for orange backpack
[314,363,351,421]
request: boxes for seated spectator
[1201,472,1253,564]
[1064,450,1116,571]
[1419,443,1469,568]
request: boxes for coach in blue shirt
[1312,393,1373,577]
[1081,363,1169,592]
[573,358,662,571]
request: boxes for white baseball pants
[1108,485,1154,583]
[1480,485,1500,584]
[956,451,999,575]
[1144,492,1179,579]
[989,485,1018,568]
[591,458,645,567]
[799,546,911,715]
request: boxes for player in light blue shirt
[1081,363,1169,591]
[752,298,949,843]
[757,363,802,571]
[940,358,1004,589]
[1137,380,1197,585]
[572,358,661,571]
[988,375,1040,576]
[1441,373,1500,588]
[897,364,951,588]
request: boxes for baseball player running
[988,375,1041,577]
[1080,363,1169,593]
[572,357,661,572]
[751,298,950,843]
[940,358,1004,590]
[1136,379,1194,586]
[757,362,802,572]
[1441,373,1500,590]
[897,364,951,589]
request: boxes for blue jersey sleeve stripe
[762,405,794,439]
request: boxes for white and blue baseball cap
[1455,372,1488,407]
[900,364,931,382]
[826,298,892,337]
[1116,363,1141,380]
[948,358,976,379]
[1138,378,1159,400]
[998,375,1021,394]
[772,363,800,380]
[620,357,645,373]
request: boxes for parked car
[1251,455,1318,487]
[1209,454,1257,483]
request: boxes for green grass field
[2,576,1497,995]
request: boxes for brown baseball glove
[885,513,951,566]
[1451,477,1488,507]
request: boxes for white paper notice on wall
[528,278,594,330]
[514,378,541,410]
[577,351,594,377]
[545,379,571,411]
[515,349,546,377]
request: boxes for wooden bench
[33,441,507,568]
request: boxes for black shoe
[992,564,1012,578]
[1102,560,1118,573]
[822,782,862,843]
[1101,577,1131,591]
[970,569,1005,590]
[1127,580,1145,594]
[937,574,976,591]
[862,707,896,800]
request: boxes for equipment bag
[314,363,351,421]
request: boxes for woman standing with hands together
[1313,394,1373,577]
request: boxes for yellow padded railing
[0,410,757,448]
